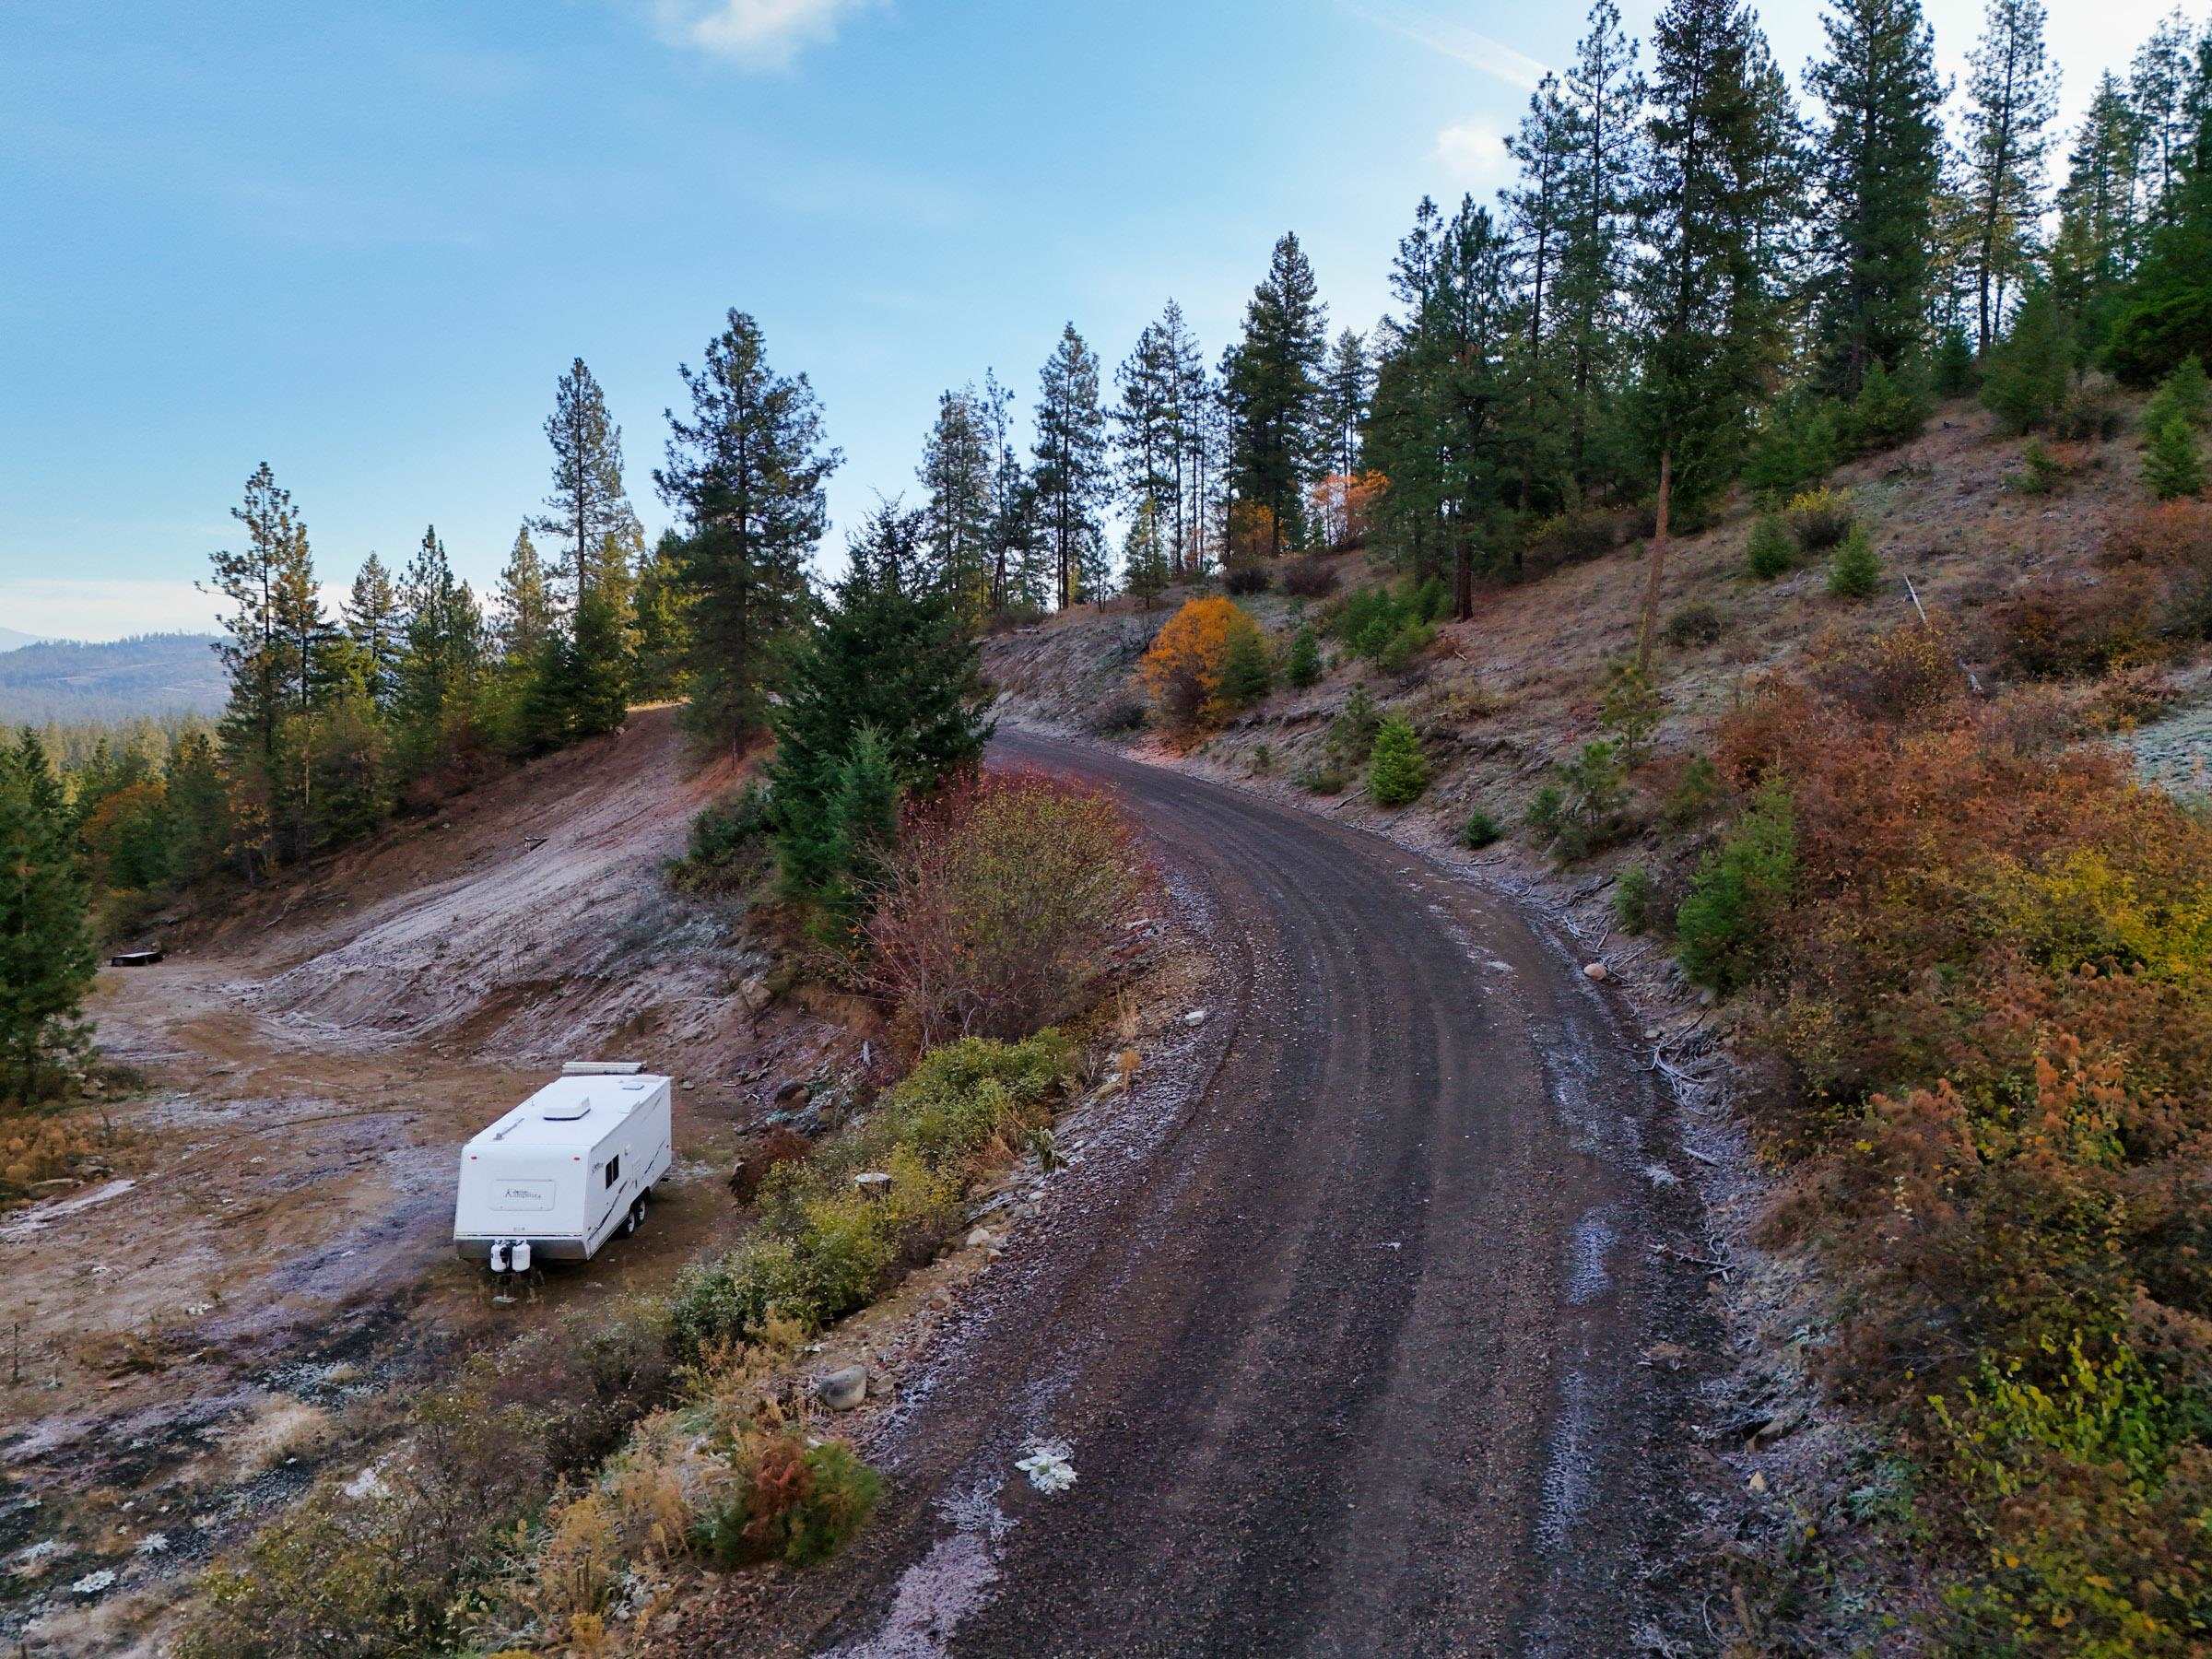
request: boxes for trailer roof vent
[541,1098,593,1122]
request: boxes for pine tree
[531,358,641,613]
[490,527,552,668]
[1215,620,1274,710]
[1806,0,1945,396]
[1962,0,2060,350]
[2144,407,2206,497]
[1030,323,1110,610]
[205,464,332,865]
[2146,354,2212,429]
[769,501,988,905]
[1368,195,1520,610]
[1322,330,1373,482]
[656,310,840,748]
[343,552,404,712]
[1116,322,1181,575]
[919,383,997,622]
[2054,74,2151,356]
[394,524,483,742]
[1222,232,1330,558]
[1982,283,2075,431]
[1160,300,1218,578]
[1505,71,1579,512]
[164,728,229,885]
[629,530,693,701]
[2131,10,2194,217]
[1123,504,1171,609]
[1933,324,1978,394]
[1827,524,1884,596]
[1367,715,1430,807]
[0,746,96,1104]
[1632,0,1805,667]
[1285,626,1322,688]
[1557,1,1646,500]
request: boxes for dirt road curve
[739,730,1709,1657]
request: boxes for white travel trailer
[454,1063,674,1272]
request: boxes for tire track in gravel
[731,729,1712,1658]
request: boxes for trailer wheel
[624,1195,646,1235]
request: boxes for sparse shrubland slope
[986,392,2212,1653]
[989,396,2207,829]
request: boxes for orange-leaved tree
[1137,596,1268,731]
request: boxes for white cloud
[1347,4,1550,92]
[1435,120,1509,182]
[652,0,874,69]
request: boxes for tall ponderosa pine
[1633,0,1804,667]
[1506,71,1580,511]
[1030,323,1110,608]
[531,358,641,611]
[1115,321,1182,577]
[1222,232,1330,558]
[1557,1,1646,500]
[657,310,840,747]
[1322,329,1373,483]
[1160,300,1218,578]
[918,383,997,622]
[1368,194,1519,610]
[1807,0,1945,395]
[1962,0,2060,349]
[2054,75,2150,355]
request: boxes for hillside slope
[986,398,2210,832]
[0,631,226,724]
[6,706,844,1655]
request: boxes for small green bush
[1367,716,1430,807]
[1841,359,1932,454]
[1661,755,1724,830]
[1297,762,1349,795]
[1745,516,1794,580]
[1325,685,1382,765]
[1529,741,1634,863]
[1374,618,1435,675]
[1933,326,1976,397]
[1613,865,1658,934]
[670,1032,1074,1360]
[695,1432,882,1568]
[1460,808,1502,850]
[1827,525,1883,599]
[675,785,773,892]
[1744,389,1841,500]
[2008,439,2063,496]
[1675,782,1796,993]
[2143,410,2206,500]
[1215,622,1275,708]
[1664,603,1724,648]
[1285,627,1322,688]
[2146,354,2212,432]
[1786,487,1854,553]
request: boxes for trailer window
[605,1155,620,1188]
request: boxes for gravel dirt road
[735,729,1712,1657]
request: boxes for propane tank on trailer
[511,1240,532,1273]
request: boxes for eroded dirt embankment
[0,707,841,1655]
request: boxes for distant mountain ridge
[0,632,227,725]
[0,627,50,652]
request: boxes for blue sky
[0,0,2177,640]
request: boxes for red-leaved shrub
[865,771,1152,1050]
